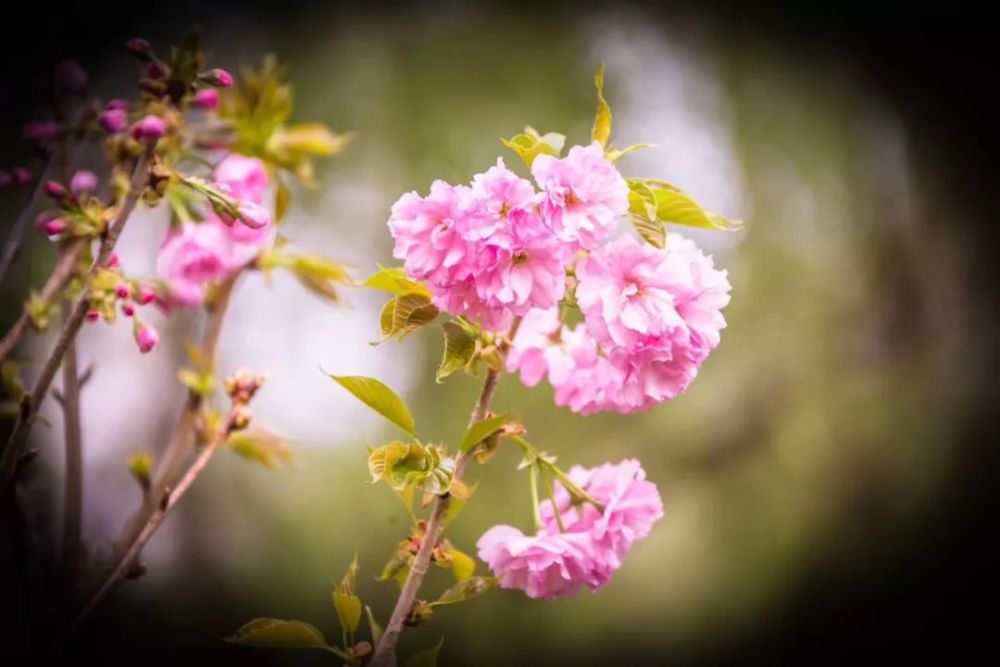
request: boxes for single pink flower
[532,142,628,250]
[70,170,98,196]
[539,459,664,574]
[156,223,237,306]
[476,525,601,599]
[208,155,272,258]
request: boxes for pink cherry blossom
[476,525,602,599]
[70,170,98,195]
[156,223,237,306]
[131,115,166,143]
[133,321,159,354]
[469,158,537,244]
[192,88,220,110]
[532,142,628,250]
[208,154,272,259]
[538,459,664,575]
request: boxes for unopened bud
[54,60,87,94]
[144,62,167,80]
[133,320,159,354]
[122,303,135,317]
[11,167,32,185]
[43,180,68,200]
[480,344,504,372]
[191,88,220,111]
[198,68,233,88]
[131,115,166,144]
[125,38,152,59]
[135,283,156,305]
[23,120,59,149]
[99,108,128,134]
[107,253,120,268]
[38,216,67,237]
[236,201,270,229]
[70,169,98,195]
[115,283,131,299]
[85,310,100,322]
[105,98,129,111]
[127,451,152,491]
[230,404,253,431]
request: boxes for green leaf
[605,143,652,162]
[501,126,566,168]
[1,361,26,401]
[433,576,495,606]
[377,542,413,588]
[446,547,476,582]
[365,605,383,647]
[290,254,351,302]
[333,554,362,637]
[627,178,742,239]
[460,414,511,454]
[378,293,439,342]
[362,266,431,298]
[627,179,665,248]
[177,368,216,398]
[274,180,291,223]
[225,618,330,649]
[368,441,452,494]
[406,638,444,667]
[327,375,415,435]
[226,425,293,469]
[436,322,477,383]
[592,63,612,147]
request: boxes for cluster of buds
[34,170,109,239]
[224,369,266,431]
[82,253,161,353]
[0,167,32,188]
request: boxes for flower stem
[529,465,542,531]
[369,316,523,667]
[0,145,154,499]
[540,466,566,533]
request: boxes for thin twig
[59,301,84,588]
[0,145,154,498]
[370,316,523,667]
[63,407,239,640]
[0,238,85,367]
[0,158,54,287]
[113,271,241,555]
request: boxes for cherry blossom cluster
[389,141,732,414]
[477,459,663,599]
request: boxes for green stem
[529,465,541,531]
[540,467,565,533]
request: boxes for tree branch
[370,316,523,667]
[59,301,84,589]
[0,158,54,287]
[0,145,154,498]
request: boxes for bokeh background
[2,2,998,664]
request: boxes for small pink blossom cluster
[508,235,731,414]
[477,459,663,600]
[157,154,272,306]
[82,253,161,354]
[388,142,628,330]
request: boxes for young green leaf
[333,554,362,636]
[365,605,384,647]
[225,618,333,650]
[460,414,512,454]
[226,424,293,469]
[501,126,566,168]
[445,547,476,582]
[327,375,415,435]
[436,321,477,383]
[433,576,496,606]
[406,638,444,667]
[592,63,612,147]
[649,180,743,231]
[378,293,439,342]
[363,266,432,297]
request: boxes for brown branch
[63,406,240,640]
[370,316,523,667]
[0,145,154,498]
[0,158,54,287]
[59,301,84,589]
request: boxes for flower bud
[121,303,135,317]
[237,201,270,229]
[192,88,220,111]
[107,253,121,269]
[135,283,156,305]
[230,404,253,431]
[127,451,152,491]
[23,120,58,149]
[44,180,68,200]
[54,60,87,94]
[11,167,32,185]
[85,310,100,322]
[115,283,131,299]
[70,170,98,195]
[106,98,129,111]
[125,38,152,59]
[35,214,66,236]
[131,115,166,144]
[198,68,233,88]
[99,108,128,134]
[144,62,167,80]
[133,320,159,353]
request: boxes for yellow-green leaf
[365,606,383,647]
[363,266,431,298]
[378,293,439,342]
[274,180,291,223]
[437,322,477,383]
[447,548,475,582]
[406,638,444,667]
[433,576,495,606]
[592,63,612,147]
[333,591,362,635]
[225,618,329,649]
[227,425,293,469]
[327,375,415,435]
[501,127,565,168]
[460,414,511,453]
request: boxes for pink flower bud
[44,181,68,200]
[115,283,131,299]
[144,62,167,80]
[121,303,136,317]
[135,283,156,305]
[23,120,59,149]
[0,171,11,188]
[70,170,98,195]
[36,214,66,236]
[133,321,159,354]
[192,88,220,110]
[106,99,129,111]
[54,60,87,94]
[236,201,271,230]
[85,310,100,322]
[125,38,152,58]
[11,167,32,185]
[199,68,233,88]
[99,109,128,134]
[131,115,166,144]
[107,253,120,268]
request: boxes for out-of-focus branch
[0,145,154,498]
[59,300,84,588]
[0,159,54,287]
[370,316,523,667]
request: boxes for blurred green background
[2,2,997,664]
